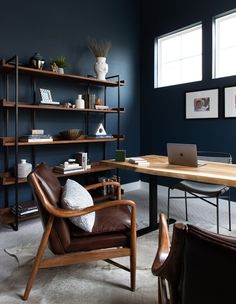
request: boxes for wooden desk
[101,155,236,235]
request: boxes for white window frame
[154,23,202,88]
[213,9,236,79]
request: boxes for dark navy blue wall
[140,0,236,199]
[0,0,141,207]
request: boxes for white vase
[18,159,32,178]
[94,57,108,80]
[75,94,85,109]
[58,67,64,74]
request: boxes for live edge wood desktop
[101,155,236,236]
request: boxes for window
[213,10,236,78]
[155,24,202,88]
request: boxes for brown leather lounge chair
[152,213,236,304]
[22,163,136,300]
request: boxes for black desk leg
[137,175,159,236]
[149,175,158,230]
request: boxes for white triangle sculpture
[95,123,107,135]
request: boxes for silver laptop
[167,143,206,167]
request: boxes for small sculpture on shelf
[29,52,45,70]
[50,56,69,74]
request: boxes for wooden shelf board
[0,163,115,185]
[0,207,39,225]
[0,100,125,113]
[0,60,125,87]
[0,136,124,147]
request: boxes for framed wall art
[40,88,53,102]
[185,88,219,119]
[224,86,236,118]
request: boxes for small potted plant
[50,56,69,74]
[87,37,112,80]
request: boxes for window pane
[182,29,202,57]
[155,23,202,88]
[214,11,236,78]
[161,36,181,62]
[182,56,202,82]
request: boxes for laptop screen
[167,143,199,167]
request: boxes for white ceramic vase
[18,159,32,178]
[58,67,64,74]
[94,57,108,80]
[75,94,85,109]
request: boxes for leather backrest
[181,225,236,304]
[28,163,71,254]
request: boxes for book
[39,100,60,105]
[94,105,109,110]
[11,201,38,216]
[128,157,150,166]
[20,138,53,142]
[53,167,84,174]
[87,134,113,139]
[19,134,53,142]
[32,129,44,135]
[55,163,82,170]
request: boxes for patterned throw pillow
[61,179,95,232]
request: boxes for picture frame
[185,88,219,119]
[40,88,53,102]
[224,86,236,118]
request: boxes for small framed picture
[185,88,219,119]
[40,88,53,102]
[224,86,236,118]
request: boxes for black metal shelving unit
[0,56,125,230]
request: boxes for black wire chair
[167,151,232,233]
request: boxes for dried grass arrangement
[87,37,112,58]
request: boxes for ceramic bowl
[60,129,82,140]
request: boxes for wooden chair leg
[130,250,136,291]
[22,216,54,301]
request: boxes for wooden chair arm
[46,199,136,219]
[152,213,171,276]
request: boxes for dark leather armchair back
[152,214,236,304]
[28,163,71,254]
[181,225,236,304]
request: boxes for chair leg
[22,215,54,301]
[167,187,171,227]
[130,252,136,291]
[184,191,188,221]
[228,190,231,231]
[216,197,219,234]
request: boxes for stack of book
[128,157,150,166]
[11,201,38,217]
[53,162,84,174]
[19,129,53,142]
[19,134,53,142]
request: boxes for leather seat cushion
[170,180,229,197]
[66,205,131,252]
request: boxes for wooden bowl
[60,129,82,140]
